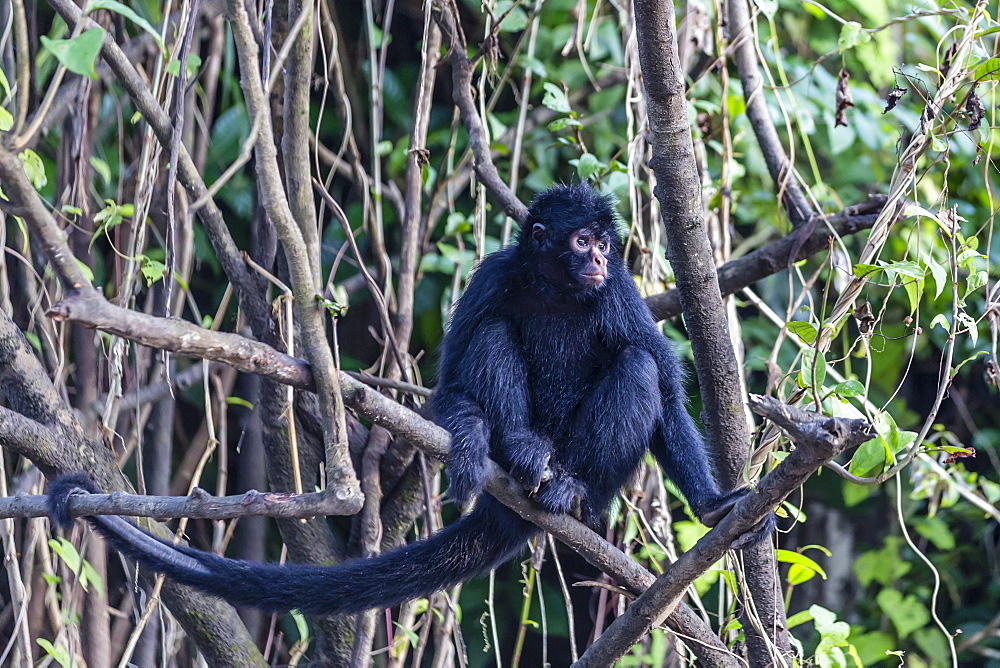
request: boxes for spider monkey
[48,183,770,616]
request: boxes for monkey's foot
[532,475,586,516]
[506,431,555,494]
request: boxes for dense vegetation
[0,0,997,665]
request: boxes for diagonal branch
[574,395,873,666]
[632,0,790,662]
[644,194,888,320]
[432,0,529,223]
[45,0,273,337]
[726,0,813,226]
[224,0,359,499]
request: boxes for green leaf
[90,156,111,185]
[166,53,203,77]
[87,0,164,52]
[49,537,82,574]
[81,559,104,595]
[787,609,814,629]
[74,258,95,284]
[956,248,984,268]
[838,22,872,51]
[753,0,778,20]
[225,396,254,410]
[876,589,929,639]
[786,320,817,345]
[881,260,923,279]
[974,57,1000,81]
[0,65,9,98]
[36,639,72,668]
[914,516,955,550]
[40,27,105,80]
[965,270,987,298]
[547,117,582,132]
[929,313,949,331]
[848,438,887,478]
[542,82,571,114]
[496,1,528,32]
[797,350,826,389]
[923,254,947,299]
[834,380,865,397]
[0,107,12,132]
[777,549,827,585]
[139,255,166,286]
[574,153,606,180]
[852,263,882,278]
[902,277,923,314]
[853,538,911,586]
[19,149,47,189]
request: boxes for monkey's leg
[538,346,662,523]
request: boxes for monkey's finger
[728,513,777,550]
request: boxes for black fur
[48,183,768,616]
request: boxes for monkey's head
[520,184,623,294]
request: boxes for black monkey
[48,183,768,617]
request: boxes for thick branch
[632,0,791,663]
[575,396,873,666]
[633,0,747,498]
[644,194,888,320]
[47,291,314,390]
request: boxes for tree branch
[632,0,791,662]
[224,0,359,500]
[644,194,888,320]
[726,0,813,225]
[432,0,529,223]
[574,395,873,666]
[44,0,274,337]
[0,486,359,520]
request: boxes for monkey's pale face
[567,228,610,289]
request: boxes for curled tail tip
[47,473,101,529]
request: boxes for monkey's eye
[576,237,588,248]
[597,242,608,252]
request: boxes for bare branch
[0,486,359,520]
[574,396,873,667]
[726,0,813,225]
[46,290,314,390]
[644,194,888,320]
[44,0,273,336]
[432,1,529,223]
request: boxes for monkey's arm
[647,342,775,547]
[433,318,553,505]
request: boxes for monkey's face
[531,222,613,294]
[566,228,610,289]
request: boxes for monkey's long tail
[48,474,538,615]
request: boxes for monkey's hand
[504,430,555,494]
[697,489,776,550]
[446,448,487,509]
[532,474,586,520]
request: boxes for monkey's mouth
[578,273,605,288]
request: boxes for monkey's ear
[531,223,547,243]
